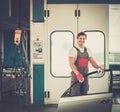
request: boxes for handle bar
[84,69,112,77]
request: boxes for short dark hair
[77,32,87,39]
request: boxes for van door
[58,93,112,112]
[58,70,113,112]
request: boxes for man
[68,32,104,96]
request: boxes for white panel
[45,4,109,104]
[47,4,77,33]
[45,4,77,104]
[77,4,109,94]
[109,5,120,53]
[78,4,108,32]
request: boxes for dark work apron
[70,47,89,96]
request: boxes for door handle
[100,99,111,104]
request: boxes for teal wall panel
[109,65,120,71]
[33,0,44,22]
[33,64,44,104]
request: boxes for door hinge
[45,91,50,98]
[44,10,50,17]
[75,10,80,17]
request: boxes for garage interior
[0,0,120,112]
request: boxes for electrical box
[112,71,120,104]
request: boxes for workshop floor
[0,103,58,112]
[0,96,120,112]
[0,95,57,112]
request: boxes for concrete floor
[0,103,58,112]
[0,96,120,112]
[0,95,58,112]
[1,104,120,112]
[0,103,120,112]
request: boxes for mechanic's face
[77,35,86,47]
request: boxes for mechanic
[68,32,104,96]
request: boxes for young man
[68,32,104,96]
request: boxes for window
[50,31,74,77]
[109,5,120,68]
[50,31,105,77]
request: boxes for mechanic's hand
[98,67,104,74]
[76,72,84,83]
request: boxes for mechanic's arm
[69,56,84,82]
[89,57,104,72]
[69,56,79,74]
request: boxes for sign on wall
[33,40,43,59]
